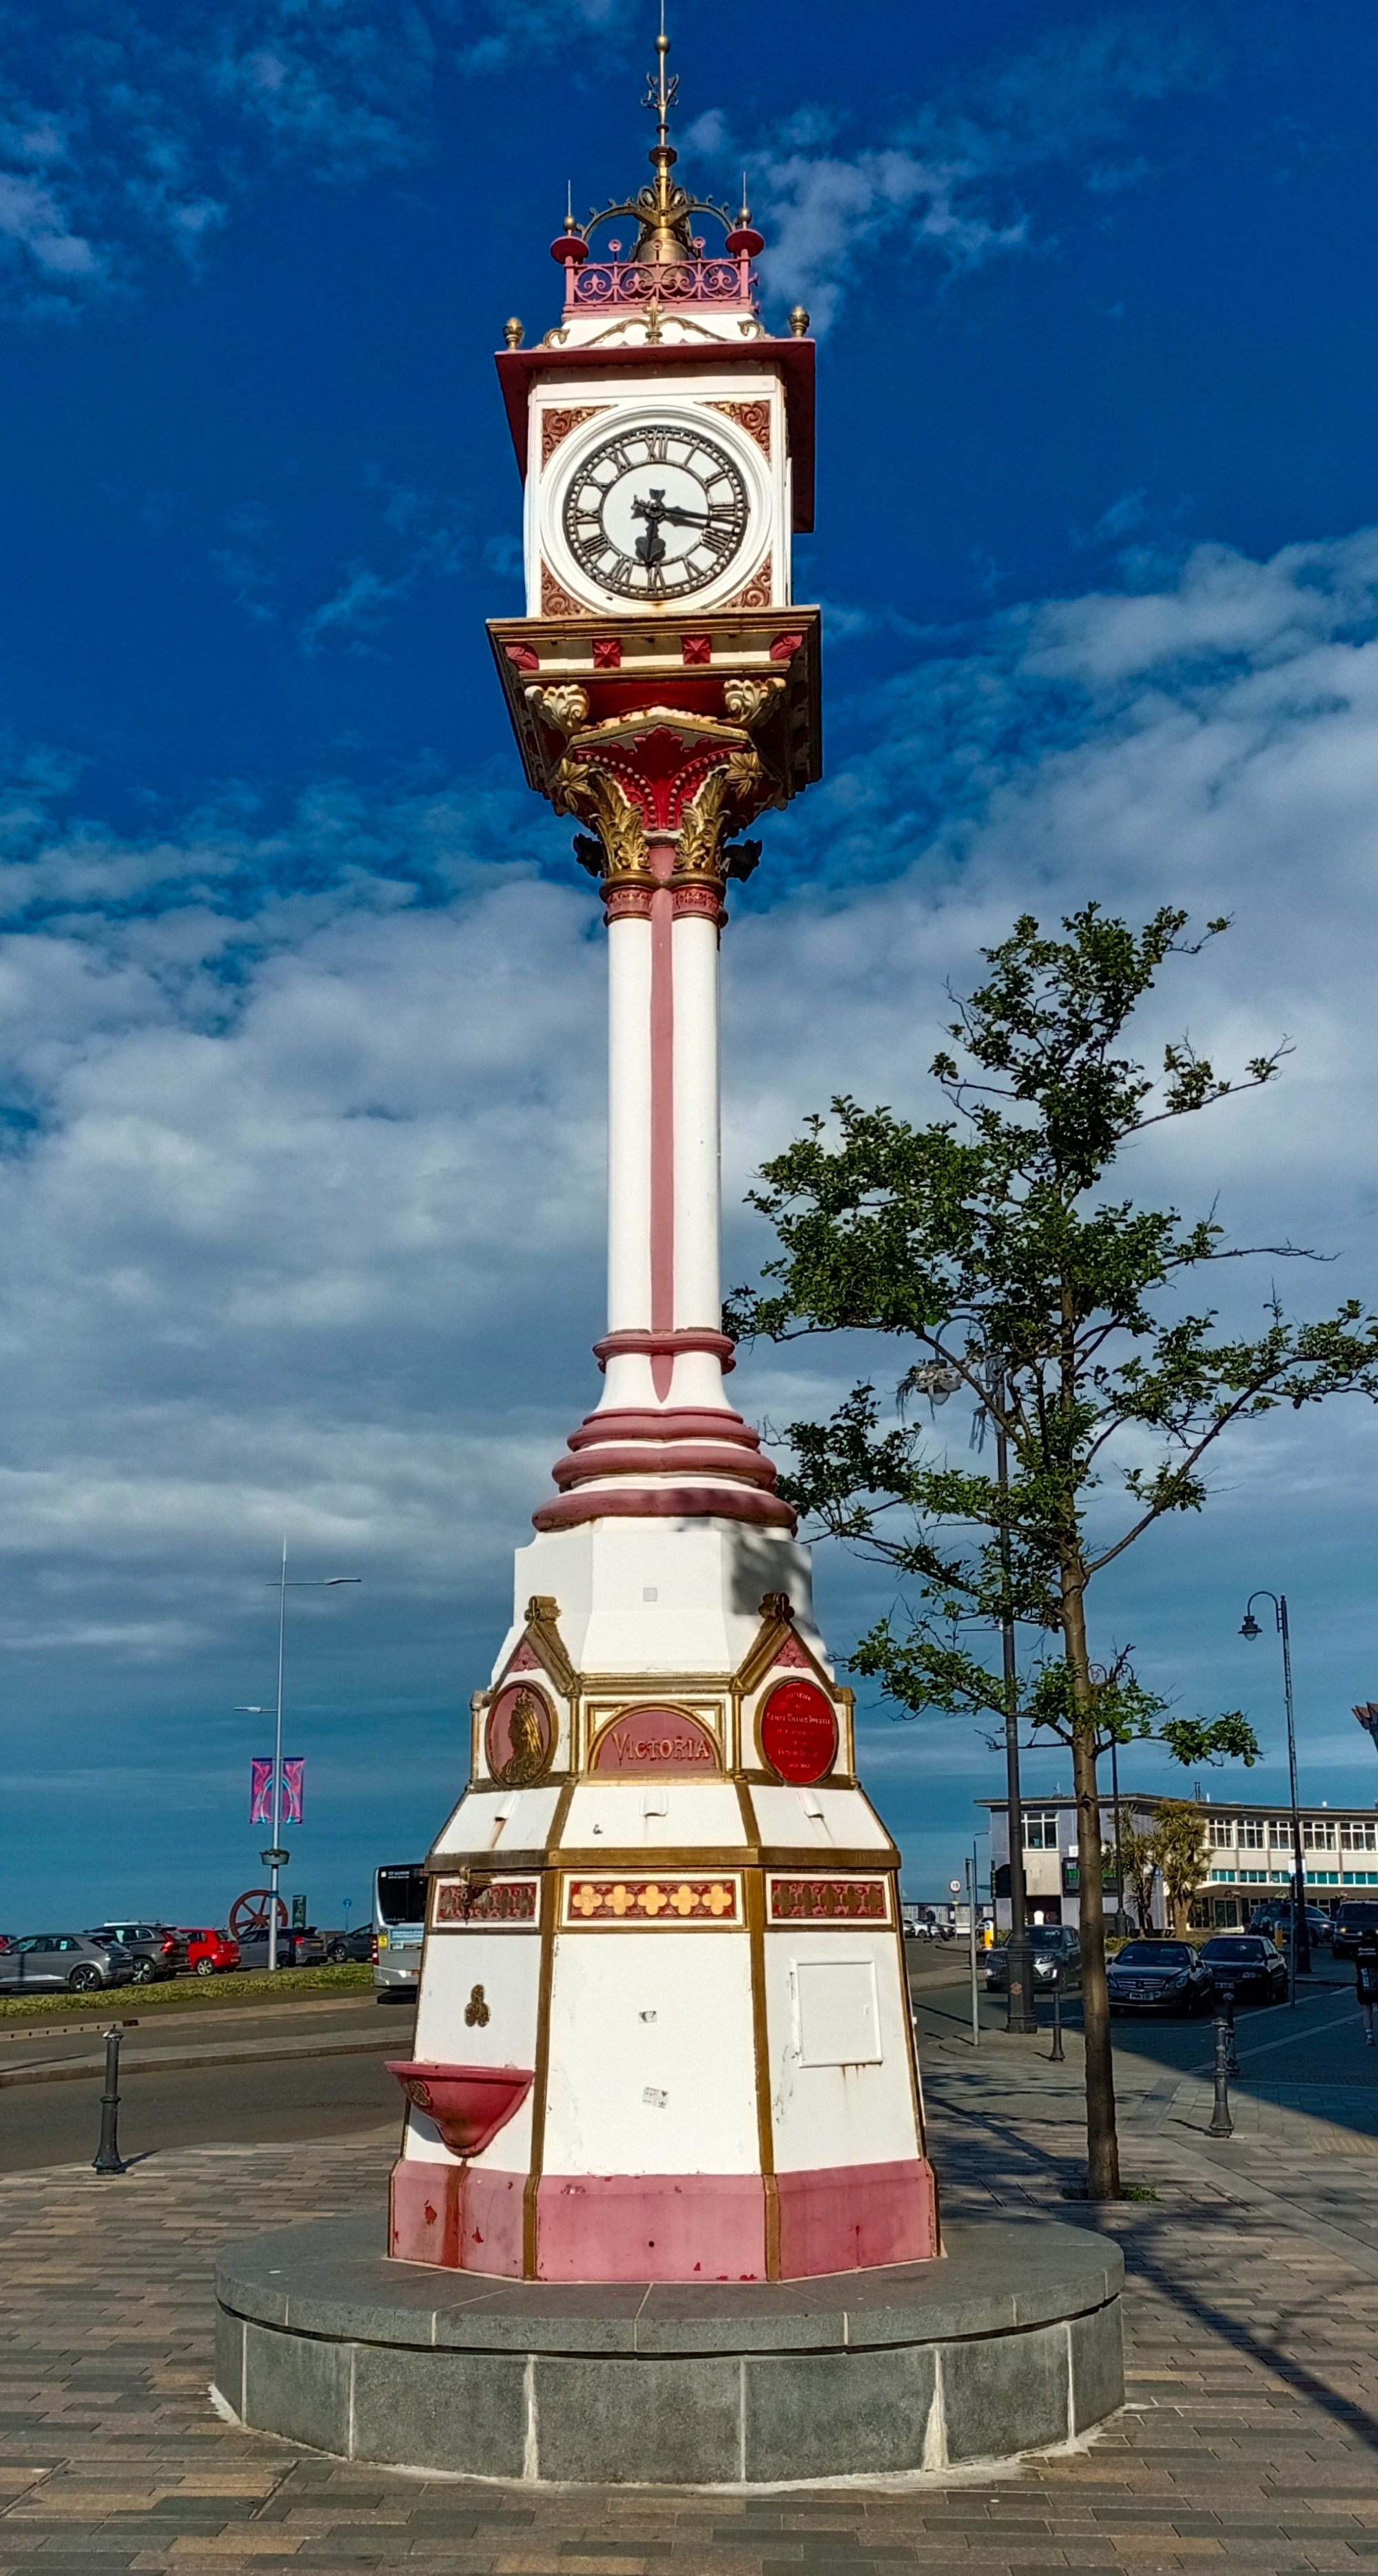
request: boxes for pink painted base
[389,2156,938,2282]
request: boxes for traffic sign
[949,1877,962,1893]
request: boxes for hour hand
[655,501,707,528]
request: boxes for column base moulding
[533,1483,797,1532]
[387,2154,938,2282]
[551,1445,780,1492]
[593,1328,737,1370]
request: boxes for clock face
[561,421,751,602]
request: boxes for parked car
[1107,1939,1216,2015]
[1198,1933,1289,2004]
[85,1921,188,1983]
[0,1933,134,1993]
[985,1925,1082,1991]
[1247,1899,1333,1950]
[1326,1899,1378,1961]
[322,1924,373,1963]
[178,1927,241,1977]
[235,1927,328,1971]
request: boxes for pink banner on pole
[281,1758,305,1825]
[249,1758,274,1824]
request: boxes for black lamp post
[1240,1589,1309,2000]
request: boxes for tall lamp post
[243,1541,361,1972]
[1240,1589,1308,2001]
[913,1357,1036,2034]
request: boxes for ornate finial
[739,176,750,227]
[788,305,810,338]
[504,316,524,349]
[634,1,692,265]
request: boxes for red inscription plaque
[591,1708,720,1775]
[760,1680,839,1785]
[484,1683,555,1786]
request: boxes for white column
[601,911,654,1410]
[670,909,730,1412]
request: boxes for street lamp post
[1240,1589,1309,2001]
[242,1542,361,1972]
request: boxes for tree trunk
[1060,1580,1122,2201]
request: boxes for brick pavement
[3,2059,1378,2575]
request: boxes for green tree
[1116,1822,1161,1935]
[729,907,1378,2196]
[1152,1801,1211,1936]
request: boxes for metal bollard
[1049,1976,1065,2063]
[1206,2010,1233,2140]
[92,2027,127,2174]
[1223,1990,1240,2077]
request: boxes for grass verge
[0,1962,375,2021]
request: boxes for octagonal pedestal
[214,2213,1123,2486]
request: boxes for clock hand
[631,489,668,566]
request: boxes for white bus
[373,1862,426,1997]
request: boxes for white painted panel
[429,1786,562,1857]
[542,1930,759,2173]
[794,1959,880,2065]
[764,1928,921,2173]
[749,1786,891,1851]
[405,1929,543,2170]
[562,1782,748,1852]
[509,1520,827,1682]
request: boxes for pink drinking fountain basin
[387,2061,534,2158]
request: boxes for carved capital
[674,767,733,886]
[554,759,654,893]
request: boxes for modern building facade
[983,1792,1378,1932]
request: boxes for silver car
[0,1933,134,1994]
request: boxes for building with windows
[983,1793,1378,1932]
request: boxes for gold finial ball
[788,305,810,338]
[504,316,524,349]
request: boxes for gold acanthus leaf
[553,759,649,880]
[722,675,785,728]
[527,682,590,739]
[675,769,732,880]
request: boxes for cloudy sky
[3,0,1378,1929]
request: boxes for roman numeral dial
[561,422,752,603]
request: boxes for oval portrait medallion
[485,1682,555,1786]
[590,1707,720,1775]
[760,1679,839,1786]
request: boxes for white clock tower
[386,32,940,2289]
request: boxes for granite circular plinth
[214,2214,1123,2485]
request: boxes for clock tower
[387,32,939,2287]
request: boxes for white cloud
[690,11,1218,329]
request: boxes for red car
[179,1926,241,1977]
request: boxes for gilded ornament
[675,770,731,881]
[722,675,783,728]
[528,683,590,738]
[553,762,650,883]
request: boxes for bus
[373,1862,426,1997]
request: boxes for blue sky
[4,0,1378,1928]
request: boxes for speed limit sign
[949,1878,962,1893]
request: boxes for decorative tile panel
[562,1875,741,1927]
[768,1876,890,1924]
[433,1877,538,1927]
